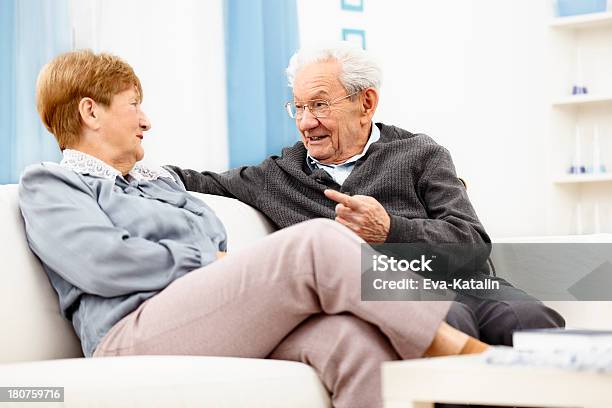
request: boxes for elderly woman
[19,50,487,408]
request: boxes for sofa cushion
[1,184,328,405]
[0,355,331,407]
[0,185,275,363]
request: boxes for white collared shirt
[307,123,380,185]
[60,149,173,182]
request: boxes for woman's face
[98,86,151,164]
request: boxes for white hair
[286,41,382,94]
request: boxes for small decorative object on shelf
[591,126,607,174]
[567,126,608,175]
[569,126,586,174]
[572,85,589,95]
[556,0,607,17]
[572,48,588,95]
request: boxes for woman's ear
[360,87,379,125]
[78,97,101,131]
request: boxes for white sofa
[0,184,330,407]
[3,181,612,407]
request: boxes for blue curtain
[224,0,300,167]
[0,0,71,184]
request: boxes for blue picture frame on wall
[341,0,363,12]
[342,29,366,49]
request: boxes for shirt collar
[307,122,380,169]
[60,149,174,182]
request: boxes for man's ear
[360,87,379,125]
[78,97,101,131]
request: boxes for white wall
[67,0,608,237]
[69,0,228,172]
[298,0,557,238]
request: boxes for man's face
[292,60,365,165]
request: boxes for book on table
[513,328,612,351]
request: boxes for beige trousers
[269,313,399,408]
[94,219,450,407]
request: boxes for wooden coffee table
[382,354,612,407]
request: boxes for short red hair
[36,50,143,150]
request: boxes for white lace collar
[60,149,173,182]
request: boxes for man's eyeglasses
[285,91,359,120]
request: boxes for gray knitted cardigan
[168,123,490,248]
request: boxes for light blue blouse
[19,150,227,357]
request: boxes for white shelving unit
[550,11,612,29]
[554,173,612,184]
[548,10,612,235]
[552,94,612,107]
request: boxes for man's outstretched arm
[165,165,264,207]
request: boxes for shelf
[554,173,612,184]
[552,94,612,107]
[493,233,612,243]
[548,9,612,235]
[550,11,612,30]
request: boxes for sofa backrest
[1,184,82,363]
[0,184,275,363]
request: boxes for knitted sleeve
[164,164,264,208]
[385,144,490,247]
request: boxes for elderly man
[168,43,563,345]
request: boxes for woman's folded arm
[19,164,214,298]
